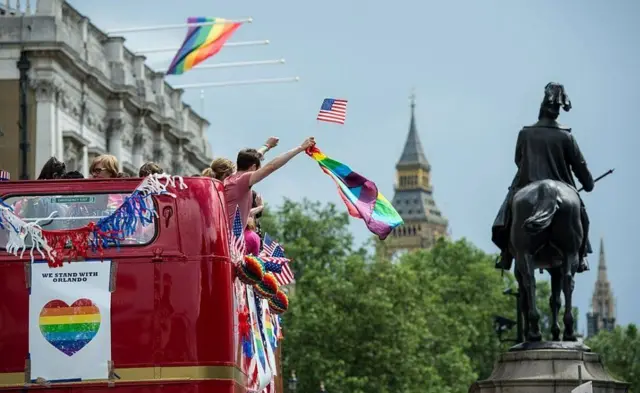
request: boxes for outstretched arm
[567,134,595,192]
[249,137,315,187]
[256,137,279,158]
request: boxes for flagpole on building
[106,17,253,35]
[161,59,285,74]
[135,40,270,55]
[174,77,300,90]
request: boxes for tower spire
[598,237,608,281]
[397,90,430,171]
[410,88,416,110]
[385,89,448,259]
[586,237,616,337]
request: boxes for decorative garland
[255,273,279,298]
[268,290,289,314]
[237,255,266,285]
[0,174,186,267]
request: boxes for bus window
[0,193,156,248]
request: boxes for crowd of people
[23,135,316,250]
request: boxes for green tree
[586,324,640,392]
[260,198,360,280]
[265,199,515,393]
[398,239,513,382]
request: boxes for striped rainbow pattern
[39,299,101,356]
[263,307,276,350]
[166,17,242,75]
[253,316,267,369]
[306,146,404,240]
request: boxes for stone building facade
[0,0,212,178]
[381,94,449,260]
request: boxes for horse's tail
[523,181,560,234]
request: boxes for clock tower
[383,92,449,259]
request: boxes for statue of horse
[510,179,582,342]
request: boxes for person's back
[514,123,577,190]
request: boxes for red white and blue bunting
[0,174,186,267]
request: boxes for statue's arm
[567,134,595,192]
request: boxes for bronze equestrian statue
[492,83,595,342]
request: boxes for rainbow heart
[39,299,101,356]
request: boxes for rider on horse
[492,83,595,273]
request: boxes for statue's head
[538,82,572,120]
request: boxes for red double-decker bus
[0,176,252,392]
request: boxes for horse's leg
[549,267,562,341]
[515,262,529,342]
[519,253,541,341]
[562,252,578,341]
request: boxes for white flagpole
[135,40,270,55]
[106,17,253,35]
[174,77,300,90]
[161,59,285,74]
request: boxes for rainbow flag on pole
[166,17,242,75]
[306,146,403,240]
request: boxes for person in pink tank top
[224,136,316,230]
[244,217,261,256]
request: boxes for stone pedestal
[470,344,629,393]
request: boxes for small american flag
[260,234,295,286]
[317,98,348,125]
[262,233,277,256]
[229,206,245,263]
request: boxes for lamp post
[503,287,523,343]
[288,370,297,393]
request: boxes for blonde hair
[246,216,256,231]
[90,154,119,178]
[201,167,214,178]
[210,158,235,181]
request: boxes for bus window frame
[0,190,159,250]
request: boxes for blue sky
[69,0,640,331]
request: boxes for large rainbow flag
[166,17,242,75]
[306,146,403,240]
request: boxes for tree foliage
[263,199,616,393]
[586,324,640,392]
[263,199,515,393]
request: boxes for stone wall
[0,0,212,177]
